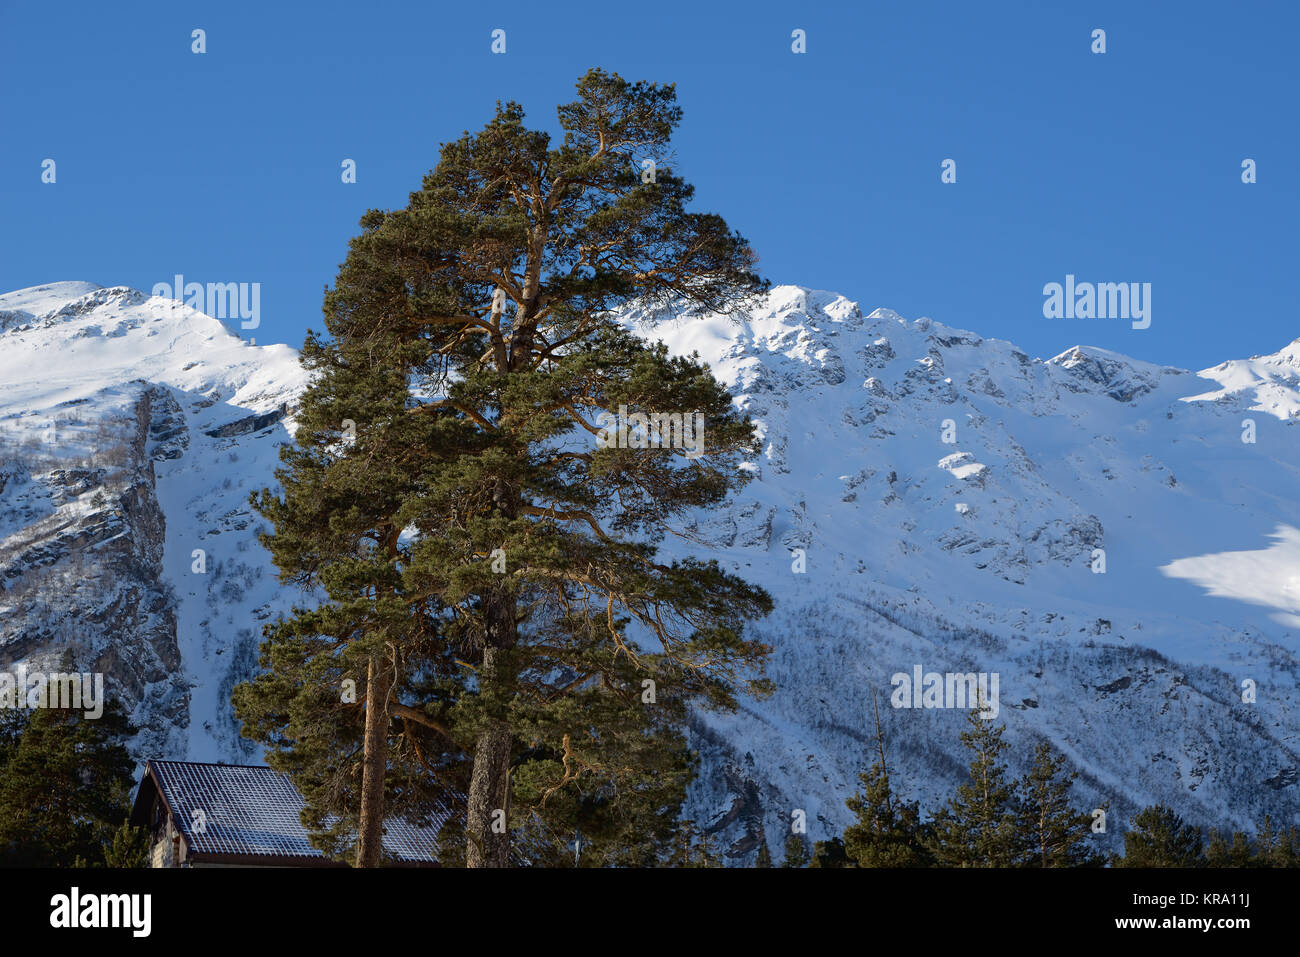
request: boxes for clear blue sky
[2,0,1296,370]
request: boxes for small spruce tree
[782,831,810,868]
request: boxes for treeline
[0,694,147,868]
[766,706,1300,868]
[2,689,1294,868]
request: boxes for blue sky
[2,0,1296,370]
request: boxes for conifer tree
[782,831,809,868]
[0,701,139,867]
[1205,829,1254,867]
[663,820,723,867]
[237,68,773,867]
[232,610,461,864]
[1273,827,1300,867]
[843,692,932,867]
[1250,816,1299,867]
[1013,741,1100,867]
[1117,805,1205,867]
[1229,829,1256,866]
[929,711,1021,867]
[103,820,150,868]
[810,836,850,867]
[754,839,773,867]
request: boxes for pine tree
[663,820,723,867]
[103,820,150,868]
[1273,828,1300,867]
[843,691,932,867]
[782,831,809,868]
[229,276,464,866]
[1206,829,1253,867]
[237,68,773,867]
[232,603,461,865]
[502,670,699,866]
[810,836,850,867]
[1250,816,1299,867]
[1117,805,1205,867]
[754,839,773,868]
[0,701,139,867]
[1013,741,1100,867]
[929,711,1021,867]
[1229,830,1255,866]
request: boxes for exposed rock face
[0,386,185,757]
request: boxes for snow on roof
[137,760,455,865]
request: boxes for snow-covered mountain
[2,281,1298,858]
[0,282,305,760]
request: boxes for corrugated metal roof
[145,760,455,864]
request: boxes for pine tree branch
[408,398,497,432]
[390,703,453,740]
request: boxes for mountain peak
[0,280,103,310]
[0,280,304,423]
[0,281,105,331]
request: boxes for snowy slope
[0,282,306,760]
[2,280,1298,857]
[619,287,1300,855]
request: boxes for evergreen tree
[1205,829,1254,868]
[236,68,773,867]
[230,287,462,865]
[843,693,933,867]
[1273,828,1300,867]
[782,831,809,868]
[810,836,850,868]
[929,712,1021,867]
[1013,741,1100,867]
[502,670,699,867]
[1251,816,1299,867]
[233,605,462,865]
[103,820,150,868]
[663,820,722,867]
[0,701,139,867]
[1228,830,1255,866]
[1117,805,1205,867]
[754,839,772,868]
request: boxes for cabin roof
[130,759,455,866]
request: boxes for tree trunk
[355,654,391,868]
[465,709,512,867]
[466,598,517,868]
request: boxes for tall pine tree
[929,711,1021,867]
[237,69,773,866]
[842,691,932,867]
[1012,741,1100,867]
